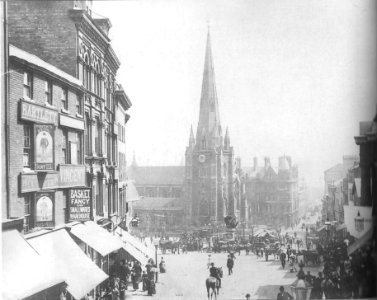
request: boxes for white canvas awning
[70,221,124,257]
[28,229,108,300]
[116,227,154,259]
[2,230,65,300]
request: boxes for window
[24,195,33,233]
[23,125,32,168]
[201,136,206,149]
[76,95,82,115]
[76,132,83,164]
[61,88,68,110]
[85,113,91,155]
[94,117,100,155]
[84,65,90,89]
[23,72,33,99]
[62,129,68,164]
[45,80,52,104]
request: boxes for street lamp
[153,239,159,283]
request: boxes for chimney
[264,157,270,169]
[253,157,258,171]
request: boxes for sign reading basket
[69,188,91,221]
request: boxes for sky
[93,0,376,187]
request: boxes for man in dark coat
[227,255,234,275]
[209,263,221,288]
[280,251,287,269]
[277,286,293,300]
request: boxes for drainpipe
[3,0,10,218]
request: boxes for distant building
[245,156,299,228]
[127,163,185,233]
[184,29,242,227]
[128,29,243,229]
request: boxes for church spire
[196,28,222,148]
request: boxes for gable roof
[133,197,184,211]
[127,165,185,186]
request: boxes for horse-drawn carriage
[159,239,180,254]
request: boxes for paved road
[126,251,321,300]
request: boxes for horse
[205,267,223,300]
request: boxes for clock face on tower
[198,154,206,163]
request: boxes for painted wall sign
[69,188,91,221]
[21,173,59,193]
[34,124,55,170]
[20,100,58,125]
[59,164,86,188]
[35,192,54,227]
[59,114,85,130]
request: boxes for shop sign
[35,192,54,227]
[69,188,91,221]
[20,100,58,125]
[34,124,55,171]
[59,114,84,130]
[21,173,59,193]
[59,165,86,187]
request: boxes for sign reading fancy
[69,188,91,221]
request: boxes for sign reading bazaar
[69,188,91,221]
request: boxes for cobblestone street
[126,251,322,300]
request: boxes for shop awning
[317,225,326,232]
[122,240,150,266]
[70,221,124,257]
[28,228,108,300]
[2,230,65,300]
[116,227,154,259]
[347,227,373,256]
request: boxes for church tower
[184,29,237,226]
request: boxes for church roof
[127,165,185,186]
[133,197,184,211]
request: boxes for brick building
[245,156,300,228]
[7,45,86,232]
[7,0,131,228]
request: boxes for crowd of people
[96,257,164,299]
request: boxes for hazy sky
[94,0,376,187]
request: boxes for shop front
[26,228,108,300]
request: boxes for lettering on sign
[21,173,59,193]
[59,165,86,187]
[21,101,58,125]
[69,188,91,221]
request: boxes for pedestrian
[207,254,212,269]
[277,286,293,300]
[265,248,269,261]
[227,254,234,275]
[131,269,138,291]
[280,251,287,269]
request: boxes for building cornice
[69,9,120,73]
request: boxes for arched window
[201,136,206,149]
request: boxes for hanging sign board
[34,124,55,171]
[69,188,92,221]
[35,192,54,227]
